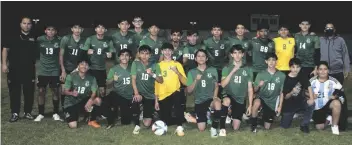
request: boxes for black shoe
[9,113,19,122]
[251,126,257,133]
[24,113,34,120]
[300,125,310,133]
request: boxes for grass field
[2,63,352,145]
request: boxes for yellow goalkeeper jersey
[273,37,295,71]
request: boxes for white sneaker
[242,114,249,120]
[219,129,226,137]
[210,127,218,138]
[34,114,44,122]
[133,125,141,135]
[331,125,340,135]
[52,114,62,121]
[326,115,332,125]
[175,126,185,136]
[226,116,232,124]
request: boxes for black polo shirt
[4,31,37,74]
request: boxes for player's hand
[2,65,9,73]
[310,32,316,35]
[313,94,319,99]
[113,72,119,81]
[344,72,349,79]
[259,80,265,87]
[246,106,252,116]
[60,71,67,82]
[291,87,300,95]
[276,106,282,117]
[106,52,112,58]
[133,94,142,103]
[85,99,94,112]
[307,99,314,106]
[154,101,160,111]
[87,49,94,55]
[146,68,153,75]
[195,74,202,81]
[170,66,179,74]
[310,70,317,77]
[72,88,79,97]
[231,65,240,73]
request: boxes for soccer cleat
[24,113,34,120]
[184,112,196,123]
[52,114,62,121]
[175,126,185,137]
[226,116,232,124]
[300,126,310,133]
[210,127,218,138]
[88,121,101,128]
[251,126,257,133]
[331,125,340,135]
[9,113,19,122]
[34,114,45,122]
[106,124,114,130]
[219,129,227,137]
[133,125,141,135]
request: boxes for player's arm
[220,67,236,88]
[59,36,68,75]
[1,47,9,72]
[131,62,139,95]
[291,38,295,58]
[213,70,219,98]
[277,76,286,113]
[63,74,74,95]
[106,68,114,87]
[154,64,163,83]
[176,63,187,85]
[182,47,189,64]
[81,37,91,54]
[313,36,321,74]
[186,72,197,93]
[247,69,254,107]
[341,38,351,73]
[90,78,98,100]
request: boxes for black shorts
[104,91,133,124]
[229,97,246,121]
[64,98,89,123]
[258,98,276,123]
[142,97,155,119]
[89,69,107,87]
[195,99,212,123]
[312,99,340,124]
[37,75,60,88]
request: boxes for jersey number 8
[201,80,206,87]
[97,48,102,55]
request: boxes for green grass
[2,66,352,145]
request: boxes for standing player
[186,49,230,138]
[131,45,163,134]
[130,17,149,46]
[250,23,275,80]
[63,60,102,129]
[273,25,295,74]
[104,49,135,129]
[59,23,86,110]
[111,19,138,62]
[250,53,286,132]
[159,29,184,62]
[294,21,320,79]
[182,30,203,73]
[139,24,166,64]
[34,25,62,122]
[221,45,254,131]
[226,24,251,64]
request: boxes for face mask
[325,29,334,36]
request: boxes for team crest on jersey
[79,44,83,48]
[128,38,133,44]
[275,77,280,83]
[243,42,248,48]
[306,38,311,43]
[242,70,247,76]
[85,81,90,87]
[207,73,212,78]
[220,44,225,49]
[54,43,59,48]
[103,42,108,48]
[268,43,273,48]
[178,50,182,55]
[289,40,292,44]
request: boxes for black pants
[7,70,35,114]
[158,91,184,126]
[329,72,348,131]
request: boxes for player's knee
[331,100,341,110]
[212,99,222,110]
[68,122,77,129]
[253,99,261,107]
[316,124,325,130]
[39,88,46,96]
[222,97,231,107]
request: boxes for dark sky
[2,1,352,33]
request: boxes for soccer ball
[152,120,168,136]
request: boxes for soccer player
[59,23,86,109]
[310,61,345,135]
[159,29,184,62]
[250,23,275,80]
[226,24,251,64]
[131,45,163,134]
[139,24,166,64]
[250,53,286,133]
[104,49,135,129]
[130,16,149,46]
[182,29,203,73]
[155,43,187,136]
[280,58,315,133]
[221,45,253,131]
[34,25,62,122]
[81,23,114,99]
[186,49,229,138]
[63,60,102,129]
[273,25,295,74]
[294,21,320,79]
[111,19,138,62]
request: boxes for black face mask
[325,29,334,36]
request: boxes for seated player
[310,61,344,135]
[280,58,315,133]
[131,45,163,134]
[186,49,230,138]
[104,49,135,129]
[221,45,253,131]
[250,53,286,133]
[63,60,102,129]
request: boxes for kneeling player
[63,60,102,129]
[186,49,230,138]
[221,45,253,131]
[250,53,286,132]
[131,45,163,134]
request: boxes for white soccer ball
[152,120,168,136]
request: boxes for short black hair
[194,49,208,58]
[317,61,329,69]
[138,45,152,53]
[118,18,129,24]
[45,24,56,30]
[161,42,173,50]
[187,29,198,36]
[94,20,106,28]
[170,29,183,35]
[265,53,278,60]
[279,24,290,30]
[118,49,132,57]
[20,16,31,23]
[212,24,222,30]
[230,44,244,53]
[289,58,301,67]
[257,22,269,31]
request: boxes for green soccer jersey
[226,36,251,64]
[131,61,162,99]
[81,35,114,70]
[107,64,133,99]
[63,72,98,108]
[60,35,86,72]
[171,43,185,63]
[250,37,275,72]
[254,70,285,110]
[129,29,149,46]
[203,37,228,69]
[37,35,61,76]
[222,64,253,104]
[294,33,320,67]
[139,36,166,64]
[186,67,218,104]
[182,43,204,72]
[111,31,138,62]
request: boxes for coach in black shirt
[2,17,37,122]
